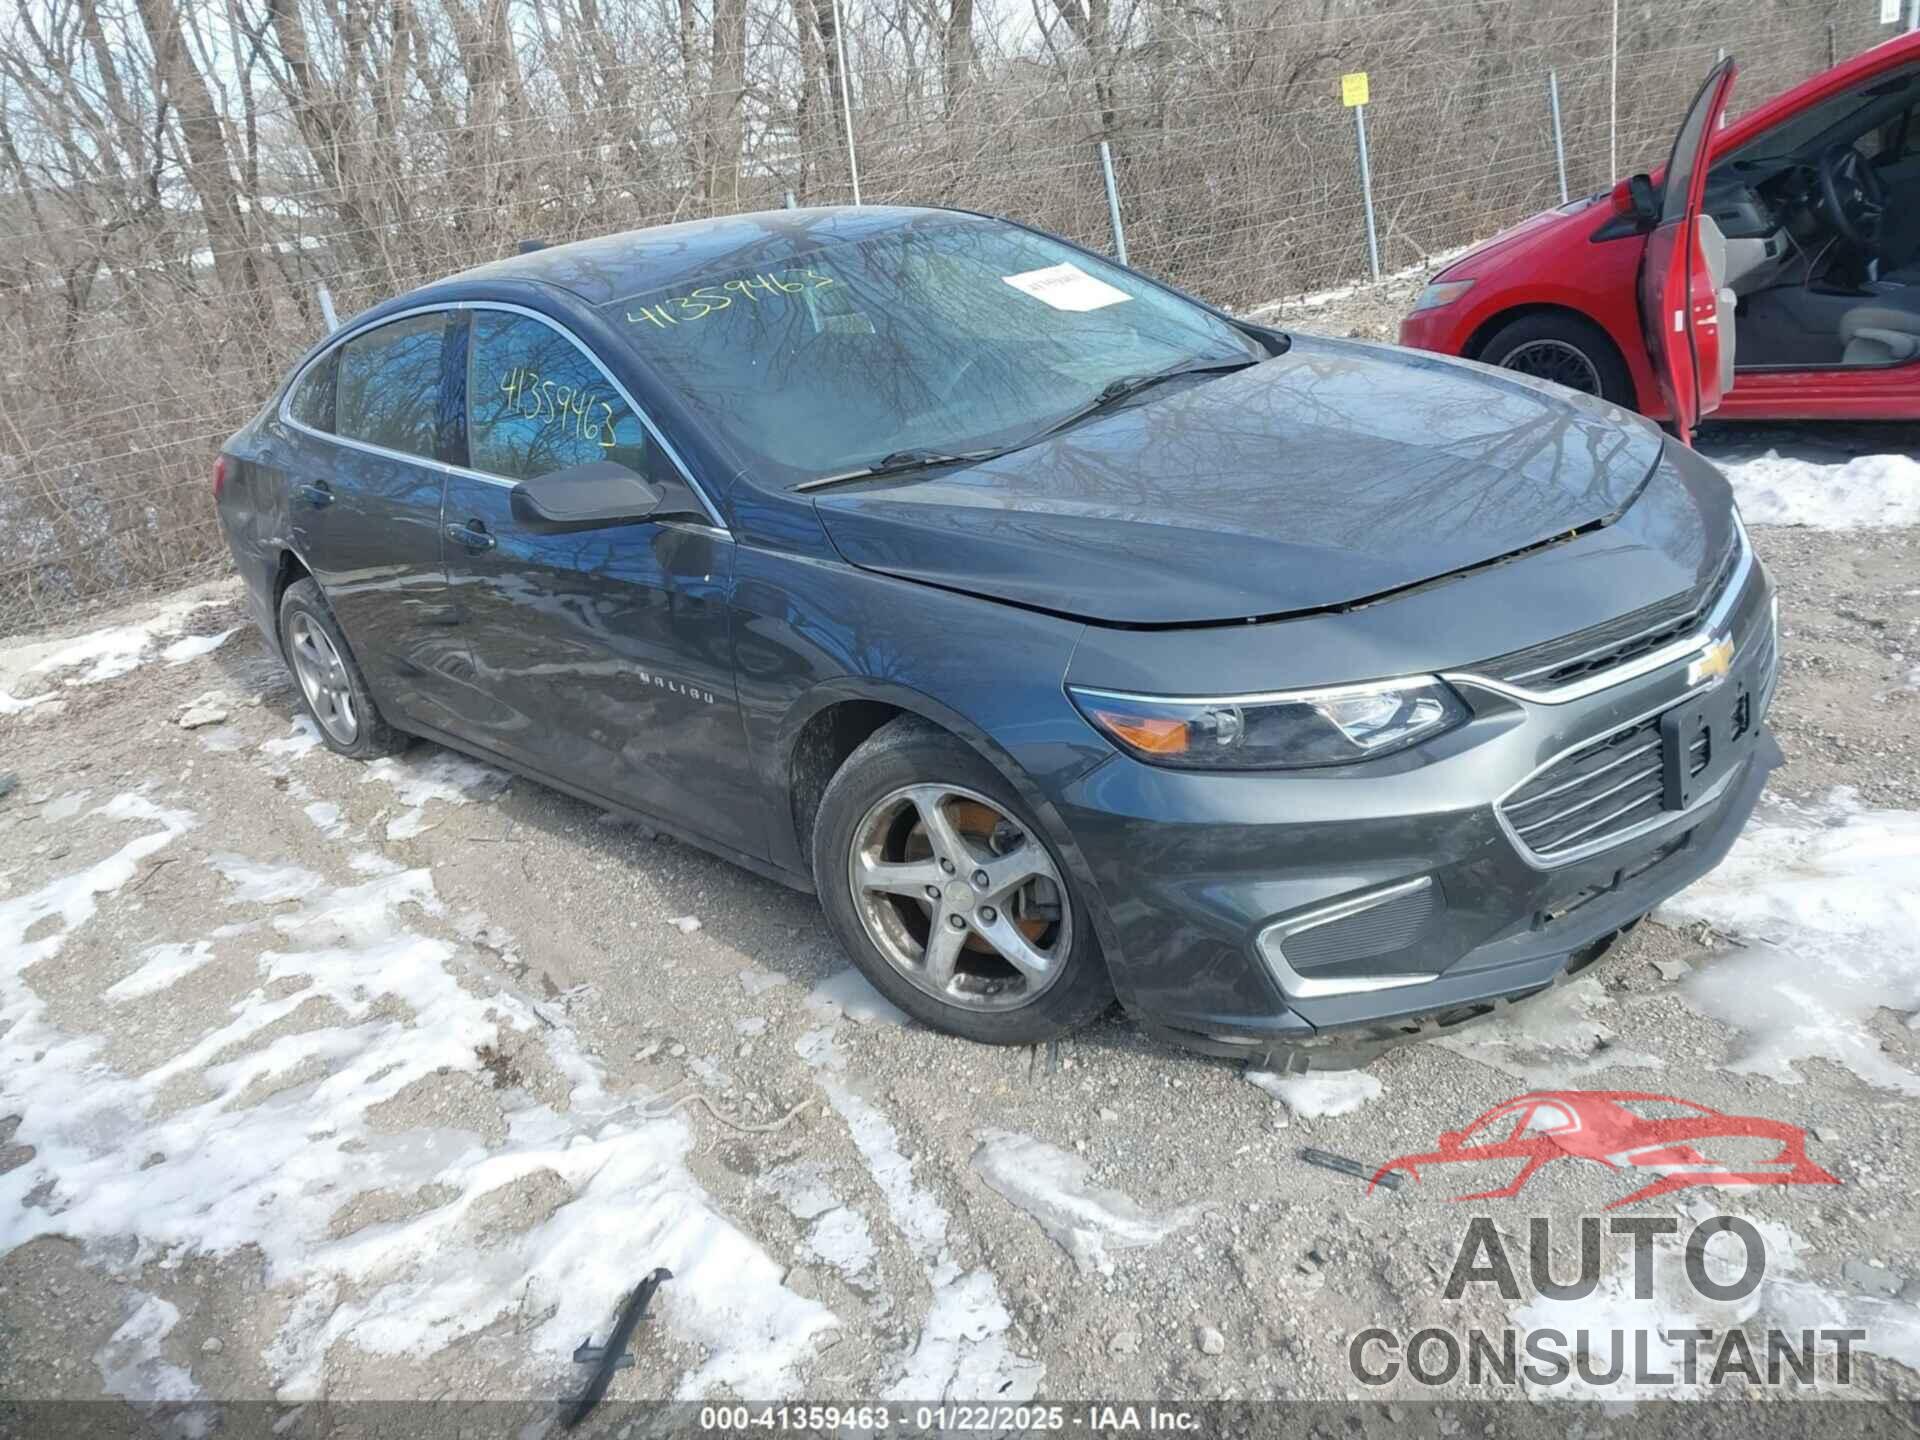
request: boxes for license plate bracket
[1661,677,1754,811]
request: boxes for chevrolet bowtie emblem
[1688,634,1735,686]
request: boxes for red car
[1399,31,1920,441]
[1369,1090,1841,1210]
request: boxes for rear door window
[465,311,665,484]
[336,312,449,460]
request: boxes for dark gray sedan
[215,206,1779,1067]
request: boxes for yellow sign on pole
[1341,71,1371,108]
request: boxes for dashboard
[1702,163,1816,292]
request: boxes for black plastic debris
[1299,1147,1402,1189]
[563,1267,672,1430]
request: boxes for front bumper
[1053,560,1780,1064]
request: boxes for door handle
[298,482,333,508]
[447,519,496,552]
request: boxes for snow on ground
[1712,449,1920,530]
[0,791,835,1401]
[796,1005,1041,1400]
[0,585,241,711]
[363,750,512,840]
[969,1131,1205,1277]
[806,967,910,1028]
[1438,975,1665,1087]
[1245,1069,1384,1119]
[1656,788,1920,1096]
[95,1293,203,1410]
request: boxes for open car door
[1637,59,1738,445]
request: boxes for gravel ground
[2,283,1917,1434]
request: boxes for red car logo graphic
[1370,1090,1840,1209]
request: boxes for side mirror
[1612,173,1659,224]
[512,460,661,526]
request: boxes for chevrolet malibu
[215,206,1780,1068]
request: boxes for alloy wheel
[846,783,1072,1012]
[286,611,359,745]
[1496,338,1603,396]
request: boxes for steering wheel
[1817,142,1886,249]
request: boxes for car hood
[811,336,1665,626]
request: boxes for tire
[811,717,1114,1045]
[1478,312,1635,407]
[276,577,408,760]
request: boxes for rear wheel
[812,719,1113,1044]
[1479,313,1634,407]
[277,577,407,760]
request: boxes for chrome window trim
[1254,876,1439,999]
[1445,519,1754,706]
[277,300,730,534]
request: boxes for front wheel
[1479,313,1635,407]
[811,718,1113,1045]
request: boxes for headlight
[1069,678,1469,770]
[1411,279,1475,313]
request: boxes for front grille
[1500,715,1668,860]
[1474,537,1742,691]
[1749,600,1779,697]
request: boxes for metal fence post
[831,0,861,204]
[316,284,339,334]
[1097,141,1128,266]
[1546,70,1569,205]
[1352,103,1381,283]
[1609,0,1620,180]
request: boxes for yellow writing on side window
[496,366,616,448]
[627,269,835,330]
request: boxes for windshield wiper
[796,447,997,492]
[794,354,1259,493]
[1021,355,1260,447]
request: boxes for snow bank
[1714,449,1920,529]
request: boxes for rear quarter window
[286,350,338,433]
[336,313,448,460]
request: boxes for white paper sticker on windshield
[1001,263,1132,312]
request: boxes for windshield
[1723,67,1916,166]
[597,215,1264,484]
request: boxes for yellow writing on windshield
[497,366,616,449]
[627,270,834,329]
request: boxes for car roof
[440,204,967,308]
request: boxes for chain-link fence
[0,0,1903,635]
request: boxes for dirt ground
[2,283,1918,1435]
